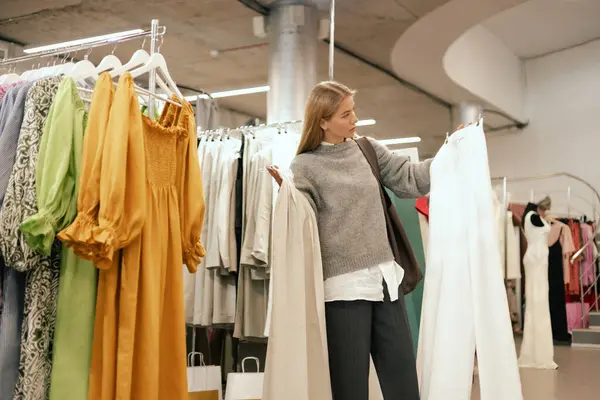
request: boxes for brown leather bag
[356,137,423,294]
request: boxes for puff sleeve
[178,102,206,273]
[57,73,114,260]
[88,73,146,269]
[20,78,86,255]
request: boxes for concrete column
[267,0,320,124]
[458,102,483,125]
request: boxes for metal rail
[197,119,302,137]
[0,27,164,67]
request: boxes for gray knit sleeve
[367,137,431,198]
[290,157,319,214]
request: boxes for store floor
[471,343,600,399]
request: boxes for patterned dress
[0,76,63,400]
[19,78,96,400]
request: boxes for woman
[268,81,431,399]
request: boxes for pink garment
[547,221,577,286]
[0,81,23,101]
[566,302,590,332]
[567,221,582,295]
[560,224,575,286]
[581,224,595,286]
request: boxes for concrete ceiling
[484,0,600,59]
[2,0,597,156]
[0,0,455,157]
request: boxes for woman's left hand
[267,165,283,187]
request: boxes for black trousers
[325,283,420,400]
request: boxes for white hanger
[37,60,56,78]
[18,63,32,81]
[110,49,149,78]
[51,53,72,76]
[96,54,122,73]
[68,58,99,82]
[110,49,172,94]
[58,61,75,76]
[0,66,20,84]
[19,70,32,81]
[27,64,46,82]
[22,61,42,81]
[26,58,61,81]
[67,48,98,83]
[129,52,183,100]
[39,59,58,78]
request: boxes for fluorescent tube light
[23,29,145,54]
[186,85,270,101]
[356,119,376,127]
[378,137,422,145]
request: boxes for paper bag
[225,357,264,400]
[188,352,223,400]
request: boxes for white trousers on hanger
[417,123,522,400]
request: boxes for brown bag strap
[356,137,423,294]
[355,137,391,209]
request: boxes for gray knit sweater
[290,137,432,280]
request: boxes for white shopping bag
[188,352,223,400]
[225,357,264,400]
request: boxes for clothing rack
[492,173,600,260]
[197,119,303,137]
[492,173,600,325]
[0,19,165,116]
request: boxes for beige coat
[264,174,383,400]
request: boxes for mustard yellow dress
[58,73,205,400]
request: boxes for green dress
[19,78,97,400]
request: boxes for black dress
[548,225,571,344]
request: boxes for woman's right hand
[267,165,283,187]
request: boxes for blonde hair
[537,196,552,211]
[297,81,356,155]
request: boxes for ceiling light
[186,85,270,101]
[23,29,145,54]
[378,137,422,145]
[356,119,376,127]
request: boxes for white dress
[518,211,558,369]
